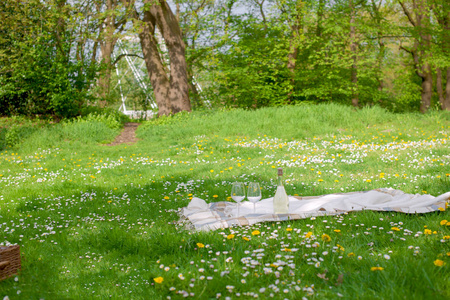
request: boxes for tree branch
[398,1,416,27]
[399,44,413,54]
[112,53,144,65]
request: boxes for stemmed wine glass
[231,182,245,217]
[247,182,261,214]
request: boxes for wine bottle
[273,168,289,214]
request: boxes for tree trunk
[420,65,432,112]
[398,0,433,112]
[98,41,116,106]
[437,68,445,108]
[138,0,191,116]
[287,1,304,102]
[187,66,202,108]
[97,0,118,107]
[445,68,450,110]
[350,0,358,107]
[316,0,325,37]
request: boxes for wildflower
[154,277,164,284]
[196,243,205,248]
[321,234,331,242]
[444,236,450,240]
[164,196,170,200]
[434,259,445,267]
[348,252,355,257]
[391,227,400,231]
[371,267,384,271]
[213,195,219,198]
[286,228,293,232]
[337,244,345,252]
[440,220,448,226]
[305,232,313,238]
[424,229,432,235]
[227,234,235,240]
[252,230,260,236]
[334,229,341,233]
[242,237,249,241]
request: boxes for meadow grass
[0,103,449,299]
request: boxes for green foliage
[0,111,124,150]
[204,18,292,108]
[0,0,98,118]
[0,116,48,150]
[73,110,129,130]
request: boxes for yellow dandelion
[210,170,214,173]
[154,277,164,284]
[286,228,293,232]
[371,267,384,271]
[213,195,219,198]
[391,227,401,231]
[348,252,355,257]
[334,229,341,233]
[196,243,205,248]
[252,230,260,236]
[242,237,249,241]
[337,244,345,252]
[305,232,313,238]
[434,259,445,267]
[443,236,450,240]
[438,207,445,211]
[227,234,235,240]
[164,196,170,200]
[424,229,432,235]
[321,234,331,242]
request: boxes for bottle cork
[278,168,283,176]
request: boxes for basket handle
[0,261,10,270]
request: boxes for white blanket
[181,188,450,231]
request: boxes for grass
[0,103,449,299]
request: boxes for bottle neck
[277,175,283,186]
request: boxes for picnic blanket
[181,188,450,231]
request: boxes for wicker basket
[0,245,21,281]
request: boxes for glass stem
[253,203,256,214]
[237,203,240,218]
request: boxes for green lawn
[1,104,449,299]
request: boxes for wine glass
[231,182,245,217]
[247,182,261,214]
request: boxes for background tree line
[0,0,449,118]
